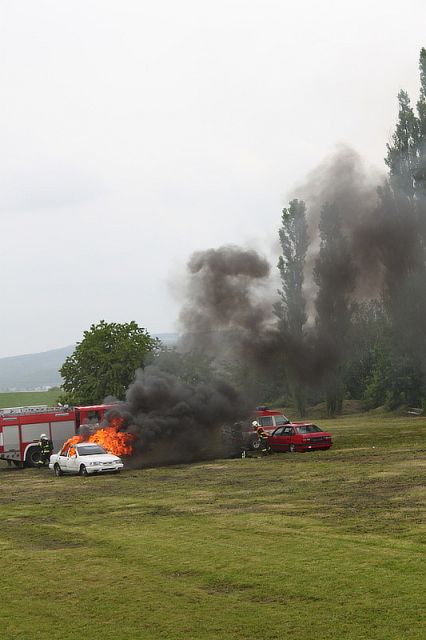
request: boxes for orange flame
[60,435,83,455]
[61,417,134,457]
[88,422,134,456]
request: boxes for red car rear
[267,423,332,453]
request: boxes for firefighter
[252,421,271,455]
[37,433,53,467]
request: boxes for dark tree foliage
[344,301,387,401]
[275,199,309,415]
[363,337,424,410]
[378,48,426,409]
[277,199,308,335]
[60,320,159,405]
[417,48,426,140]
[385,90,420,195]
[314,203,355,415]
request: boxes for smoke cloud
[108,146,426,466]
[178,245,279,364]
[106,366,250,466]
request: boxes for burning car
[49,442,124,476]
[267,423,332,453]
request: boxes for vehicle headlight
[90,461,101,466]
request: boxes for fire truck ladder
[0,405,70,417]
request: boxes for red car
[267,423,332,453]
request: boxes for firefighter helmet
[252,420,259,428]
[40,434,48,439]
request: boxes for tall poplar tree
[314,203,355,415]
[385,90,420,195]
[378,48,426,408]
[416,48,426,141]
[276,198,308,415]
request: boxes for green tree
[385,90,420,195]
[60,320,158,405]
[314,203,355,415]
[416,48,426,140]
[381,48,426,407]
[344,300,387,400]
[275,199,309,416]
[414,48,426,195]
[277,199,308,335]
[363,337,424,410]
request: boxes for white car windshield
[77,445,107,456]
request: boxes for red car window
[297,425,323,434]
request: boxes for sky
[1,0,426,358]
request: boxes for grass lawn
[0,414,425,639]
[0,389,60,409]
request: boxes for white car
[49,442,124,476]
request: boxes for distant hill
[0,345,74,391]
[0,333,178,391]
[155,333,178,347]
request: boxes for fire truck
[0,404,113,467]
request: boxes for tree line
[276,48,426,415]
[60,49,426,416]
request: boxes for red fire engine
[0,404,113,467]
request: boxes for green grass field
[0,389,60,408]
[1,414,425,639]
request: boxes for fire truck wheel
[289,444,296,453]
[25,447,42,467]
[79,464,89,477]
[54,464,63,477]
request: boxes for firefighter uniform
[256,426,268,439]
[256,426,270,454]
[38,434,54,467]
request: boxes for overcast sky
[1,0,425,358]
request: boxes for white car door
[56,451,69,473]
[66,447,80,474]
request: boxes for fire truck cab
[0,404,113,467]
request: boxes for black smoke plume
[107,366,250,466]
[107,246,275,466]
[174,148,426,393]
[109,146,426,465]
